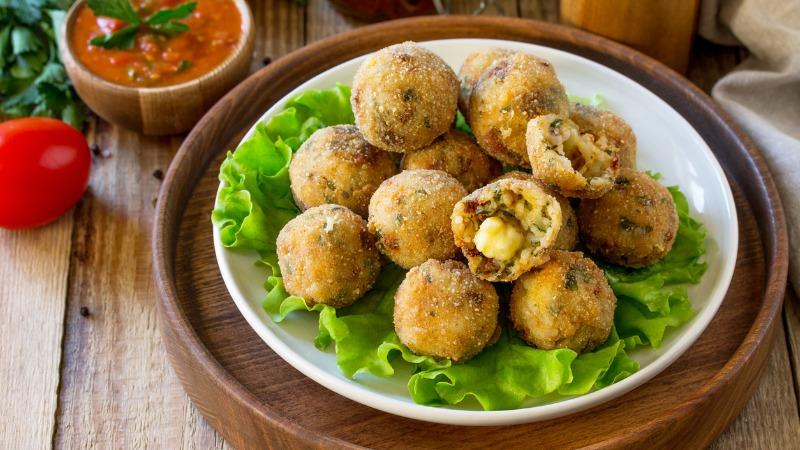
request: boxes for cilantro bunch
[88,0,196,49]
[0,0,87,128]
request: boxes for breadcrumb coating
[394,259,500,362]
[352,41,459,153]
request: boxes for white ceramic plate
[213,39,738,426]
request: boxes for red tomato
[0,118,91,229]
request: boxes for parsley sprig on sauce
[87,0,197,49]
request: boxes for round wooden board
[153,16,789,450]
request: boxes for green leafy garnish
[88,0,196,49]
[0,1,87,128]
[568,92,605,107]
[213,85,709,411]
[602,186,707,348]
[87,0,140,24]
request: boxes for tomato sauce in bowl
[70,0,243,87]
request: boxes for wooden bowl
[59,0,255,136]
[153,17,788,449]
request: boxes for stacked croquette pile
[276,41,680,363]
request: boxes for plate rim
[212,37,739,426]
[153,15,788,447]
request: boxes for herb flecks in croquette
[511,251,616,353]
[452,178,563,282]
[394,260,500,362]
[277,205,382,308]
[352,41,459,153]
[526,114,621,199]
[369,170,466,269]
[289,125,397,218]
[579,168,678,267]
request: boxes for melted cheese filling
[474,216,525,261]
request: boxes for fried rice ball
[289,125,398,217]
[394,259,500,362]
[352,41,459,153]
[467,52,569,167]
[569,102,637,169]
[368,169,467,269]
[578,168,679,267]
[526,114,621,199]
[276,205,382,308]
[451,178,562,282]
[401,129,502,192]
[510,251,616,353]
[494,171,578,250]
[457,48,513,116]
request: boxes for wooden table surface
[1,1,798,448]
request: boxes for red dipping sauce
[70,0,242,87]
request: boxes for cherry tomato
[0,118,91,229]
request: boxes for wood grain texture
[518,0,559,21]
[53,122,194,449]
[710,293,800,450]
[784,288,800,412]
[560,0,700,73]
[0,215,73,450]
[448,0,518,15]
[153,16,788,450]
[0,2,796,449]
[305,0,366,43]
[59,0,255,136]
[52,2,307,446]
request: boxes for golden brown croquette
[451,178,563,282]
[526,114,621,199]
[369,169,467,269]
[468,52,569,167]
[289,125,398,217]
[394,259,500,362]
[352,41,459,153]
[401,129,502,192]
[578,168,679,267]
[510,251,616,353]
[276,204,382,308]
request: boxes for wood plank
[53,122,191,449]
[305,0,366,43]
[783,287,800,413]
[448,0,518,16]
[0,215,73,450]
[710,296,800,449]
[249,0,306,71]
[518,0,560,21]
[53,2,305,447]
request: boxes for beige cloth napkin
[699,0,800,291]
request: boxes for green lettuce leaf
[568,92,605,107]
[602,186,707,348]
[213,84,708,411]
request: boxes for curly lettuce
[213,84,708,411]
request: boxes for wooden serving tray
[153,17,788,449]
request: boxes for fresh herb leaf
[145,1,196,25]
[148,21,188,37]
[87,0,196,49]
[0,1,87,128]
[89,24,139,49]
[176,59,190,72]
[87,0,141,25]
